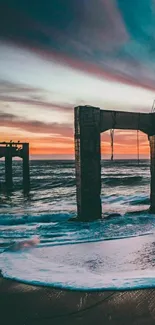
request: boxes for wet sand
[1,276,155,325]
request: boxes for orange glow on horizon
[0,130,150,156]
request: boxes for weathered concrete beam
[100,110,155,135]
[74,106,101,221]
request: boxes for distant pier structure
[74,106,155,221]
[0,141,30,191]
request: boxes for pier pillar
[74,106,101,221]
[23,143,30,191]
[150,135,155,213]
[5,147,13,190]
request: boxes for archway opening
[100,130,150,216]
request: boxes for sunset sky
[1,0,155,158]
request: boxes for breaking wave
[1,159,155,290]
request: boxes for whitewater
[1,159,155,291]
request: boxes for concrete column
[150,135,155,213]
[23,143,30,192]
[5,147,13,190]
[74,106,101,221]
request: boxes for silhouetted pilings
[74,106,155,221]
[0,141,30,191]
[74,106,101,221]
[22,143,30,191]
[5,146,13,190]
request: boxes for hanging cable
[110,129,114,161]
[151,99,155,113]
[110,112,116,161]
[137,113,140,166]
[137,129,140,165]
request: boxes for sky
[1,0,155,158]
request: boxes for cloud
[0,1,128,51]
[0,80,73,112]
[0,112,73,137]
[0,80,40,94]
[0,95,73,112]
[0,0,154,156]
[1,1,155,91]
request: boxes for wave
[129,197,150,206]
[0,212,73,226]
[1,211,155,254]
[6,176,146,192]
[37,232,153,247]
[1,234,155,291]
[104,176,144,186]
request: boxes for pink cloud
[0,112,73,137]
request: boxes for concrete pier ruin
[0,141,30,191]
[74,106,155,221]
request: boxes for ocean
[1,159,155,291]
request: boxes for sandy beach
[1,276,155,325]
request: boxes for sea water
[1,159,155,291]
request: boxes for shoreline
[1,275,155,324]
